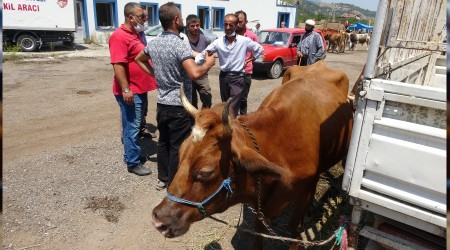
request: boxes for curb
[3,43,109,61]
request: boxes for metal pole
[364,0,389,79]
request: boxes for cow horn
[222,98,233,137]
[180,83,199,117]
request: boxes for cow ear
[233,146,289,179]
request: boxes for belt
[220,71,244,77]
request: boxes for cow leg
[287,179,319,250]
[250,216,271,250]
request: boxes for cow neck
[237,117,279,235]
[237,118,259,152]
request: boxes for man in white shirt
[252,22,261,35]
[195,13,263,117]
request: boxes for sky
[317,0,379,11]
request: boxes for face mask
[225,31,236,37]
[133,17,146,33]
[134,23,146,33]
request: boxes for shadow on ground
[34,42,98,52]
[140,123,158,163]
[230,164,355,249]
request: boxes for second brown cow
[151,61,354,249]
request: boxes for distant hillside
[298,0,376,20]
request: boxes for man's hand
[244,56,255,67]
[297,52,303,58]
[123,91,134,105]
[205,51,216,67]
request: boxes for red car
[253,28,327,78]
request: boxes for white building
[74,0,297,43]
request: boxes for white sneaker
[156,180,167,190]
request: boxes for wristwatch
[123,87,130,93]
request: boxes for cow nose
[155,223,168,232]
[152,211,169,232]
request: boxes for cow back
[257,62,353,174]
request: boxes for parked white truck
[343,0,446,248]
[3,0,76,52]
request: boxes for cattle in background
[349,32,370,50]
[341,31,350,53]
[325,33,344,53]
[325,30,349,53]
[151,61,354,249]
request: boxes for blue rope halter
[166,178,233,217]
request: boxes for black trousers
[239,74,252,115]
[219,71,244,117]
[156,104,193,186]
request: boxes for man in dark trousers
[186,14,212,109]
[235,10,258,115]
[135,2,215,190]
[195,13,263,117]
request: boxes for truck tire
[267,60,283,79]
[17,34,38,52]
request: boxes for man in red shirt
[109,2,156,176]
[235,10,259,115]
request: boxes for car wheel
[17,34,38,52]
[267,60,283,79]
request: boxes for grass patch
[2,43,25,62]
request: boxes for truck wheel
[17,34,38,52]
[267,61,283,79]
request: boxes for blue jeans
[115,93,147,167]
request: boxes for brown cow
[325,31,349,53]
[340,31,350,53]
[151,61,354,249]
[325,33,343,53]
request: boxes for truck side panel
[3,0,76,31]
[342,0,447,245]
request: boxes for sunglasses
[132,14,148,20]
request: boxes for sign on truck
[343,0,446,248]
[3,0,76,51]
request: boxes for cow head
[151,85,289,238]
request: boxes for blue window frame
[140,2,158,27]
[174,3,181,11]
[197,6,210,29]
[278,12,290,28]
[94,0,118,30]
[212,7,224,30]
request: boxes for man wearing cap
[297,19,325,66]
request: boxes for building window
[95,0,117,29]
[198,6,210,29]
[142,3,158,27]
[212,8,224,30]
[278,12,290,28]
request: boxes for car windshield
[144,25,217,41]
[145,25,163,36]
[258,31,290,46]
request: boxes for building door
[277,13,290,28]
[74,0,86,43]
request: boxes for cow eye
[196,169,214,181]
